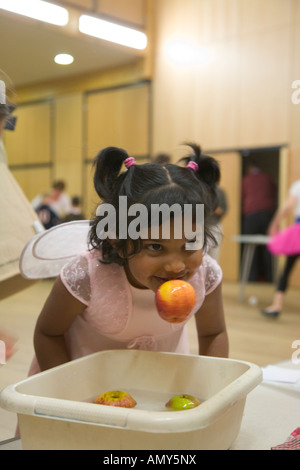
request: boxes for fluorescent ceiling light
[0,0,69,26]
[54,53,74,65]
[79,15,147,50]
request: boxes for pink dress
[29,250,222,374]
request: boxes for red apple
[165,394,201,410]
[94,390,137,408]
[155,280,196,323]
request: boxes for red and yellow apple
[165,394,201,410]
[94,390,137,408]
[155,280,196,323]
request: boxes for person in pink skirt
[261,179,300,318]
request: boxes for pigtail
[93,146,129,202]
[179,143,221,216]
[181,142,220,187]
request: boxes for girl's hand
[0,330,17,362]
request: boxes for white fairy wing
[20,220,91,279]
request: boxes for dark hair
[89,143,220,265]
[72,196,81,206]
[52,180,65,191]
[153,153,171,164]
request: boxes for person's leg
[261,210,275,282]
[253,210,274,282]
[261,254,299,317]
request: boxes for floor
[0,278,299,442]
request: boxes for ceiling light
[79,15,147,50]
[54,54,74,65]
[0,0,69,26]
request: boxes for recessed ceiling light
[54,54,74,65]
[79,15,147,50]
[0,0,69,26]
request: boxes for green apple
[94,390,137,408]
[165,394,200,410]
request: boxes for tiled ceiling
[0,7,145,89]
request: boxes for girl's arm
[268,193,297,236]
[194,282,229,358]
[34,276,86,371]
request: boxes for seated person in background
[35,192,60,229]
[32,180,72,218]
[60,196,85,223]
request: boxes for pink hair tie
[186,161,199,171]
[124,157,136,168]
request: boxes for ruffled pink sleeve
[203,254,223,295]
[60,253,91,305]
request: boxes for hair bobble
[124,157,136,168]
[186,161,199,171]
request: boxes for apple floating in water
[165,394,201,411]
[155,280,196,323]
[94,390,137,408]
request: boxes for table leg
[238,244,255,303]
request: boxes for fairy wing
[20,220,91,279]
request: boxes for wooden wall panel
[84,82,151,217]
[193,40,240,150]
[84,162,99,220]
[86,82,150,158]
[10,167,51,202]
[211,152,241,282]
[54,93,83,199]
[4,101,52,166]
[237,27,291,148]
[239,0,293,34]
[3,101,53,205]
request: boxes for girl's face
[124,223,203,292]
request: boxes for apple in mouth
[94,390,137,408]
[165,394,201,410]
[155,279,196,323]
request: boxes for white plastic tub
[0,350,262,450]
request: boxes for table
[1,360,299,450]
[232,359,300,450]
[232,234,273,303]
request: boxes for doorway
[240,146,280,283]
[241,146,280,205]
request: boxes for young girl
[31,144,228,373]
